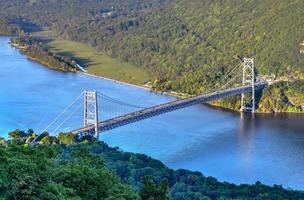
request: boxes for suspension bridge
[34,58,268,142]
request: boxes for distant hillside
[0,0,303,112]
[0,0,169,26]
[54,0,304,89]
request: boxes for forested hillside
[2,130,304,199]
[0,0,303,112]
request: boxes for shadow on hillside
[48,49,101,68]
[255,86,265,110]
[37,37,53,44]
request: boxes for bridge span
[72,80,268,136]
[34,57,267,142]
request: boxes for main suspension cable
[97,92,146,109]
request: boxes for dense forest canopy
[0,0,303,112]
[1,130,304,199]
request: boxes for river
[0,36,303,190]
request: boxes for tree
[8,129,26,139]
[140,176,170,200]
[0,137,6,146]
[58,132,76,145]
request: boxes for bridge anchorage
[37,57,268,143]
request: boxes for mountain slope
[46,0,304,112]
[0,0,303,112]
[64,0,304,91]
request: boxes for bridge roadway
[72,80,268,135]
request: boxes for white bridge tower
[241,58,255,113]
[83,90,99,138]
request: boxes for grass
[45,39,150,85]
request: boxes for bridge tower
[83,90,99,138]
[241,58,255,113]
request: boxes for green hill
[2,130,304,199]
[0,0,303,112]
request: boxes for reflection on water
[1,36,304,190]
[239,113,256,177]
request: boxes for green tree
[8,129,26,139]
[140,176,170,200]
[58,132,76,145]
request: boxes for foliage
[2,130,304,199]
[8,129,36,142]
[140,176,170,200]
[58,132,76,145]
[0,18,23,35]
[0,143,139,199]
[258,80,304,112]
[11,36,78,72]
[65,141,304,200]
[0,0,303,112]
[46,39,150,85]
[8,129,26,139]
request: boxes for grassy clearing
[45,39,150,85]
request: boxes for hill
[2,129,304,199]
[0,0,303,112]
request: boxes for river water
[0,36,303,190]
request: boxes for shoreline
[78,71,192,98]
[80,71,302,114]
[78,71,151,91]
[20,52,304,114]
[7,37,303,114]
[9,35,187,98]
[27,55,77,72]
[83,71,304,114]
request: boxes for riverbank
[11,36,79,72]
[79,67,304,113]
[79,71,151,90]
[10,35,190,98]
[45,39,150,85]
[79,71,193,99]
[8,35,304,113]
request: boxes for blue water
[1,36,304,190]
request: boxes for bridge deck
[72,81,268,135]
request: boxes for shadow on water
[255,112,304,134]
[240,111,304,135]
